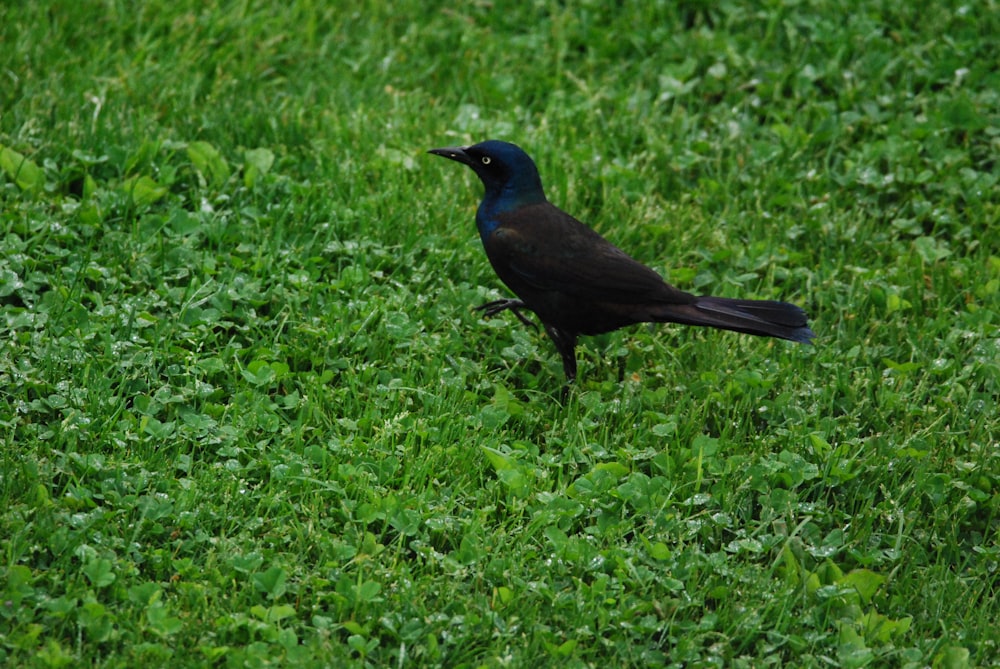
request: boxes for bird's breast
[475,204,504,239]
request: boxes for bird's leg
[543,325,578,382]
[474,299,538,330]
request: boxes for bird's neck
[476,182,546,237]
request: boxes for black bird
[429,140,814,381]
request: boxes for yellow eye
[481,156,491,165]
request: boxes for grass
[1,0,998,666]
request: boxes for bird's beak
[428,146,472,165]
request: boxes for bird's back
[482,202,696,335]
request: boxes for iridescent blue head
[429,140,547,235]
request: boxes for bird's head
[429,140,546,206]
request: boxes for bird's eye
[481,156,491,165]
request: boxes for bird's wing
[491,203,691,305]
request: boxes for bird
[428,140,814,382]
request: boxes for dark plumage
[429,140,814,381]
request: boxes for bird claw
[474,299,539,330]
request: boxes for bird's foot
[474,299,538,330]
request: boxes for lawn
[1,1,998,667]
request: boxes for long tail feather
[653,297,815,344]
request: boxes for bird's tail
[653,296,815,344]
